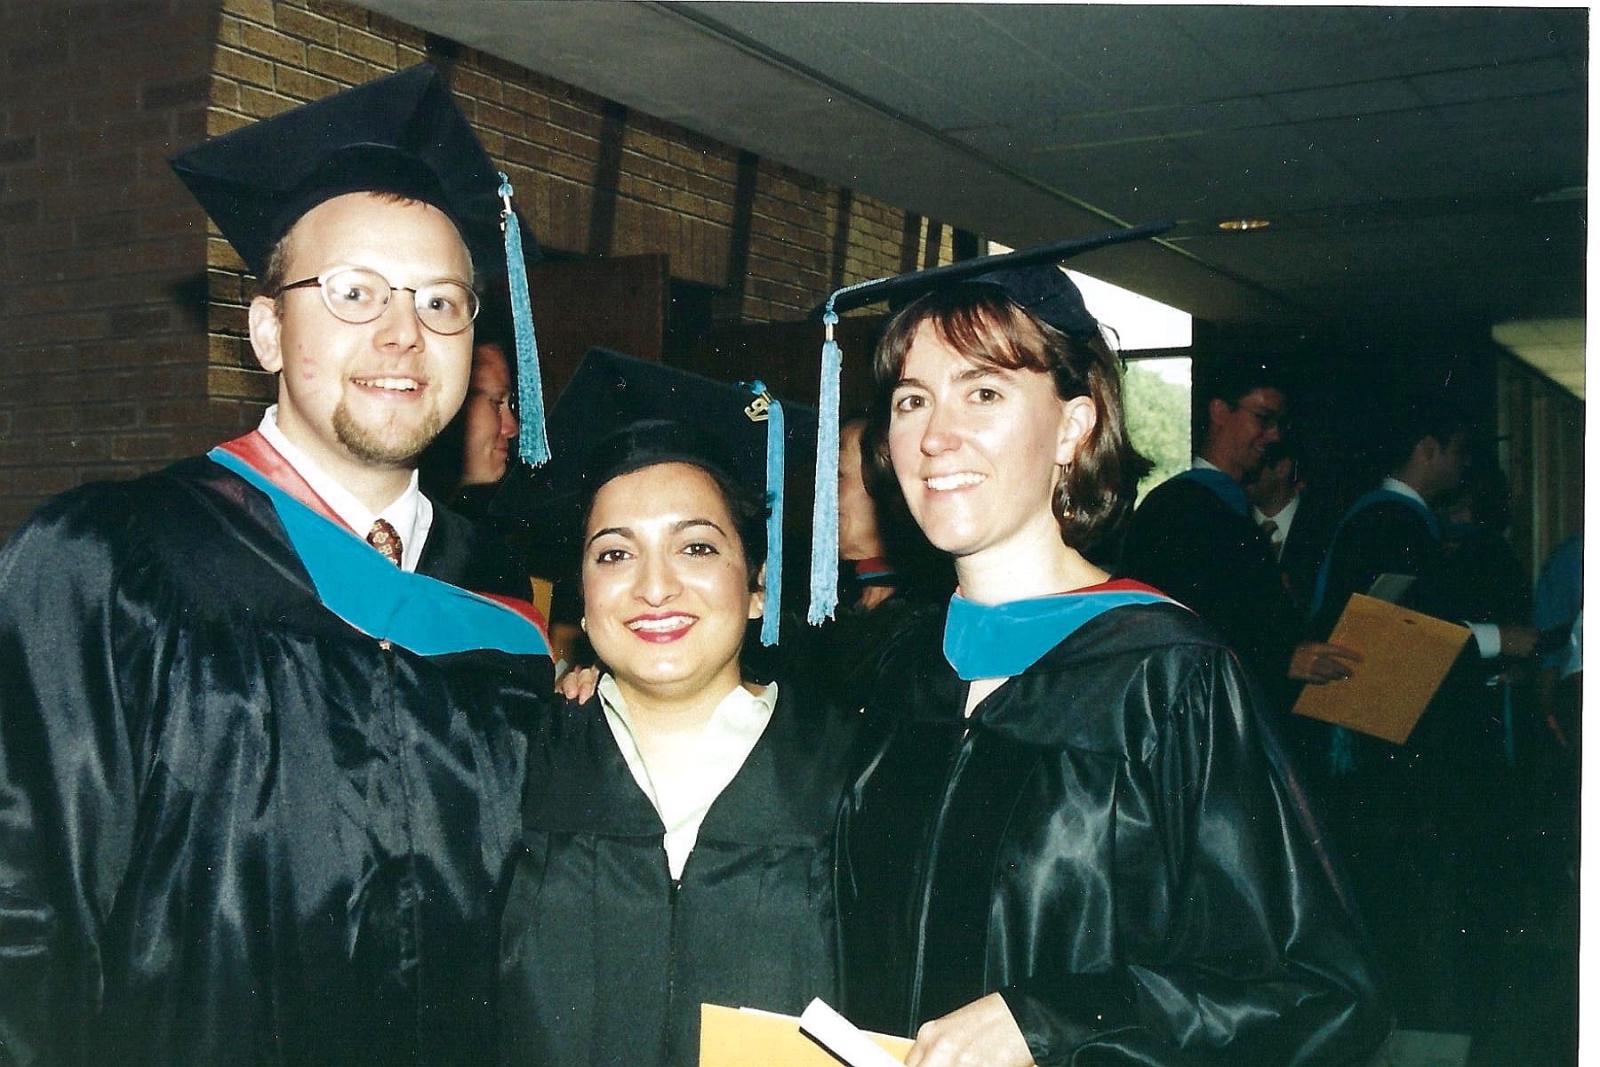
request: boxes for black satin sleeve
[0,488,147,1066]
[997,650,1389,1065]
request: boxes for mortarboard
[806,220,1176,623]
[493,348,818,646]
[169,63,552,465]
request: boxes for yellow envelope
[1293,593,1471,744]
[700,1004,912,1066]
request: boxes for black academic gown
[499,683,858,1067]
[1119,474,1302,692]
[1309,496,1503,1029]
[837,603,1388,1066]
[0,457,550,1067]
[1277,490,1341,616]
[1308,497,1498,787]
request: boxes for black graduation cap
[169,63,552,465]
[805,220,1175,623]
[493,348,818,646]
[170,63,523,278]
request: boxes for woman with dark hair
[499,356,856,1067]
[833,253,1388,1065]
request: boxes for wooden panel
[678,314,888,416]
[526,253,669,404]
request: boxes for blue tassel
[808,304,842,624]
[1329,727,1355,777]
[745,380,785,647]
[499,173,550,467]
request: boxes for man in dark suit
[1310,397,1537,1034]
[1247,437,1339,614]
[1119,361,1357,697]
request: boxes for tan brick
[208,73,241,111]
[214,46,275,90]
[370,9,426,49]
[206,235,248,272]
[141,398,216,428]
[543,150,594,185]
[475,127,506,158]
[216,12,243,46]
[308,0,367,28]
[222,0,277,26]
[305,44,376,85]
[237,85,299,119]
[547,98,603,139]
[239,23,306,65]
[274,65,340,102]
[276,6,339,47]
[338,25,397,68]
[504,82,550,121]
[209,303,249,335]
[475,100,524,138]
[453,66,503,104]
[208,364,276,401]
[110,432,175,461]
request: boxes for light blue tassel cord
[499,172,550,466]
[745,380,785,647]
[1329,726,1355,776]
[808,302,842,624]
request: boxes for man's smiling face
[250,192,475,486]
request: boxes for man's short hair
[1379,391,1476,472]
[1196,357,1289,410]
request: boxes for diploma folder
[700,1002,912,1066]
[1292,593,1471,744]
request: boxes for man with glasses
[1118,359,1359,703]
[0,67,551,1066]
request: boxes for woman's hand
[1287,640,1362,684]
[555,665,601,702]
[906,993,1034,1067]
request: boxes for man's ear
[1056,395,1097,466]
[248,295,284,374]
[747,563,767,621]
[1207,396,1231,429]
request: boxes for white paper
[797,998,904,1067]
[1367,572,1417,603]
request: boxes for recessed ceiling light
[1218,217,1272,232]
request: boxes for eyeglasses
[1234,402,1286,432]
[276,266,480,336]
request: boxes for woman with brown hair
[830,241,1388,1066]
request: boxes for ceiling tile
[1269,79,1430,123]
[1411,57,1578,106]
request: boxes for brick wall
[0,0,240,533]
[201,0,929,387]
[0,0,947,536]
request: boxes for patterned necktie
[367,518,403,567]
[1259,518,1281,560]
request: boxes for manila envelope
[700,1004,911,1066]
[1293,593,1471,745]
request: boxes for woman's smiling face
[581,462,761,704]
[887,321,1078,565]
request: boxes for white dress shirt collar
[1381,475,1427,510]
[256,406,434,571]
[598,675,778,880]
[1252,493,1300,546]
